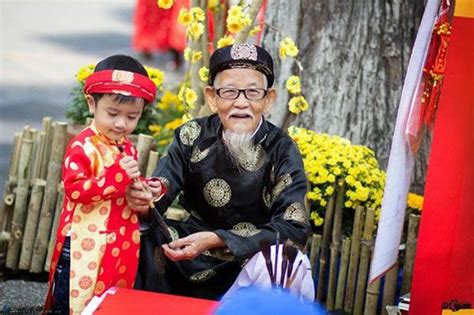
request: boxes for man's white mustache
[227,111,254,119]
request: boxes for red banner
[410,3,474,314]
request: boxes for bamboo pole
[212,2,226,49]
[30,122,67,273]
[27,129,38,183]
[32,131,47,180]
[335,238,351,310]
[353,208,375,315]
[309,233,322,280]
[44,183,64,272]
[401,214,420,295]
[316,183,337,301]
[344,206,365,313]
[18,179,46,270]
[6,130,34,269]
[364,278,381,315]
[137,134,154,176]
[145,151,159,178]
[0,132,22,232]
[200,0,210,67]
[382,261,399,315]
[39,117,53,180]
[326,182,346,310]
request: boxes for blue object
[215,287,326,315]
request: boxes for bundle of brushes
[258,233,304,289]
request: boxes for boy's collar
[89,120,127,146]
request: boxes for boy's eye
[128,116,137,120]
[108,112,117,117]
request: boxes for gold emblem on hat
[112,70,134,84]
[230,43,258,61]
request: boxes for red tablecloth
[89,287,219,315]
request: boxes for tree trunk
[263,0,428,191]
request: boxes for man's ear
[204,86,218,113]
[85,94,96,114]
[263,88,277,114]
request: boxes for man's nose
[233,91,250,107]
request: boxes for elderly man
[127,43,313,300]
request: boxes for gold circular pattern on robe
[179,121,201,146]
[190,146,210,163]
[283,202,308,224]
[230,222,261,237]
[203,179,232,207]
[272,173,293,200]
[189,269,216,282]
[237,144,266,172]
[262,187,272,209]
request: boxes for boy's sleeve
[62,144,132,204]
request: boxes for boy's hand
[126,181,153,214]
[119,156,140,180]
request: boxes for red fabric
[93,288,219,315]
[410,16,474,314]
[84,70,157,102]
[45,127,141,313]
[132,0,188,53]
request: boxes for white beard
[222,130,256,170]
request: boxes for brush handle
[280,255,288,288]
[274,232,280,286]
[287,259,303,289]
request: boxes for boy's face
[86,94,144,141]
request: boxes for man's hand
[120,156,140,180]
[125,181,152,214]
[162,232,225,261]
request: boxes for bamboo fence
[0,118,421,314]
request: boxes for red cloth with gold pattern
[44,122,143,314]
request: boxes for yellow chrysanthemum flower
[311,211,324,226]
[157,0,173,9]
[191,51,202,63]
[208,0,220,12]
[286,75,301,94]
[144,66,165,87]
[188,22,204,40]
[190,7,205,22]
[228,5,242,17]
[178,8,192,26]
[407,193,424,211]
[182,113,193,123]
[279,37,299,58]
[76,64,95,83]
[184,47,192,61]
[164,118,184,130]
[185,88,197,106]
[227,21,243,34]
[149,124,162,136]
[288,96,309,114]
[199,66,209,82]
[217,35,235,48]
[249,25,261,36]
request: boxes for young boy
[44,55,164,314]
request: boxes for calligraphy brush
[116,142,172,243]
[286,259,303,289]
[279,240,289,288]
[259,239,275,285]
[284,245,298,289]
[273,231,280,287]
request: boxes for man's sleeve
[214,137,311,258]
[151,129,189,213]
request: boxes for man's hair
[213,70,268,89]
[92,55,149,105]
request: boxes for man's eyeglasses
[215,88,268,100]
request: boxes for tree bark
[263,0,428,191]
